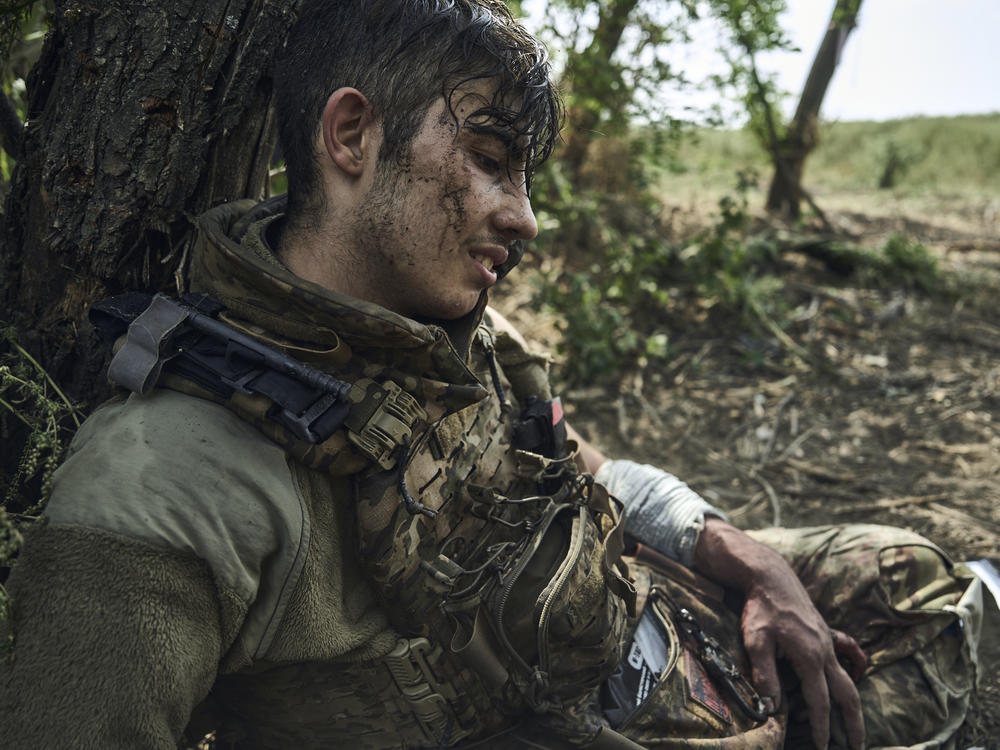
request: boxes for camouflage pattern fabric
[181,198,490,477]
[592,525,976,749]
[748,525,976,750]
[352,385,633,739]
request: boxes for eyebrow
[465,123,529,162]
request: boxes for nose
[494,182,538,242]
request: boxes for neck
[278,217,369,301]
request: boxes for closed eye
[473,150,502,175]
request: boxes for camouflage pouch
[485,469,633,713]
[606,549,786,749]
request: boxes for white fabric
[594,459,726,567]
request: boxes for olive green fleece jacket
[2,386,415,747]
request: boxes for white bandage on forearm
[594,459,726,567]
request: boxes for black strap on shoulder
[91,292,353,442]
[89,293,425,466]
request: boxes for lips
[469,244,509,272]
[471,251,495,269]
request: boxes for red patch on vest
[551,396,564,425]
[683,648,732,721]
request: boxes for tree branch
[742,39,834,233]
[0,90,25,161]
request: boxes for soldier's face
[350,80,537,320]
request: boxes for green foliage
[681,169,782,317]
[534,148,948,385]
[812,115,1000,194]
[0,324,82,657]
[268,161,288,196]
[530,153,678,385]
[0,332,80,507]
[876,139,915,189]
[672,170,816,371]
[544,0,697,132]
[522,0,800,137]
[788,234,940,294]
[537,270,637,380]
[0,0,35,65]
[533,166,792,385]
[1,1,47,186]
[664,114,1000,198]
[873,233,939,293]
[703,0,794,143]
[525,0,800,189]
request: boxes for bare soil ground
[494,192,1000,748]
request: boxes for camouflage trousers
[602,524,984,750]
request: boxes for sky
[765,0,1000,122]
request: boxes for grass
[653,113,1000,211]
[810,114,1000,193]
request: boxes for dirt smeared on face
[346,81,535,320]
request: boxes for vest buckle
[347,380,427,469]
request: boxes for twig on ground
[670,341,715,385]
[910,441,990,456]
[938,401,987,422]
[748,298,813,369]
[752,473,782,527]
[628,392,665,433]
[756,391,795,469]
[726,491,766,522]
[686,436,735,467]
[778,457,854,483]
[925,502,1000,534]
[614,396,628,444]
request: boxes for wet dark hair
[275,0,563,221]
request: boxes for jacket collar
[187,196,490,392]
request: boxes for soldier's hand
[694,518,866,750]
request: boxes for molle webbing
[211,636,507,748]
[361,435,636,744]
[378,636,495,745]
[89,290,638,746]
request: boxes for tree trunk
[765,0,861,219]
[558,0,640,187]
[0,0,300,416]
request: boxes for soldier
[1,1,987,748]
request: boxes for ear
[320,87,375,178]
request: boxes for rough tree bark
[765,0,861,219]
[0,0,301,425]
